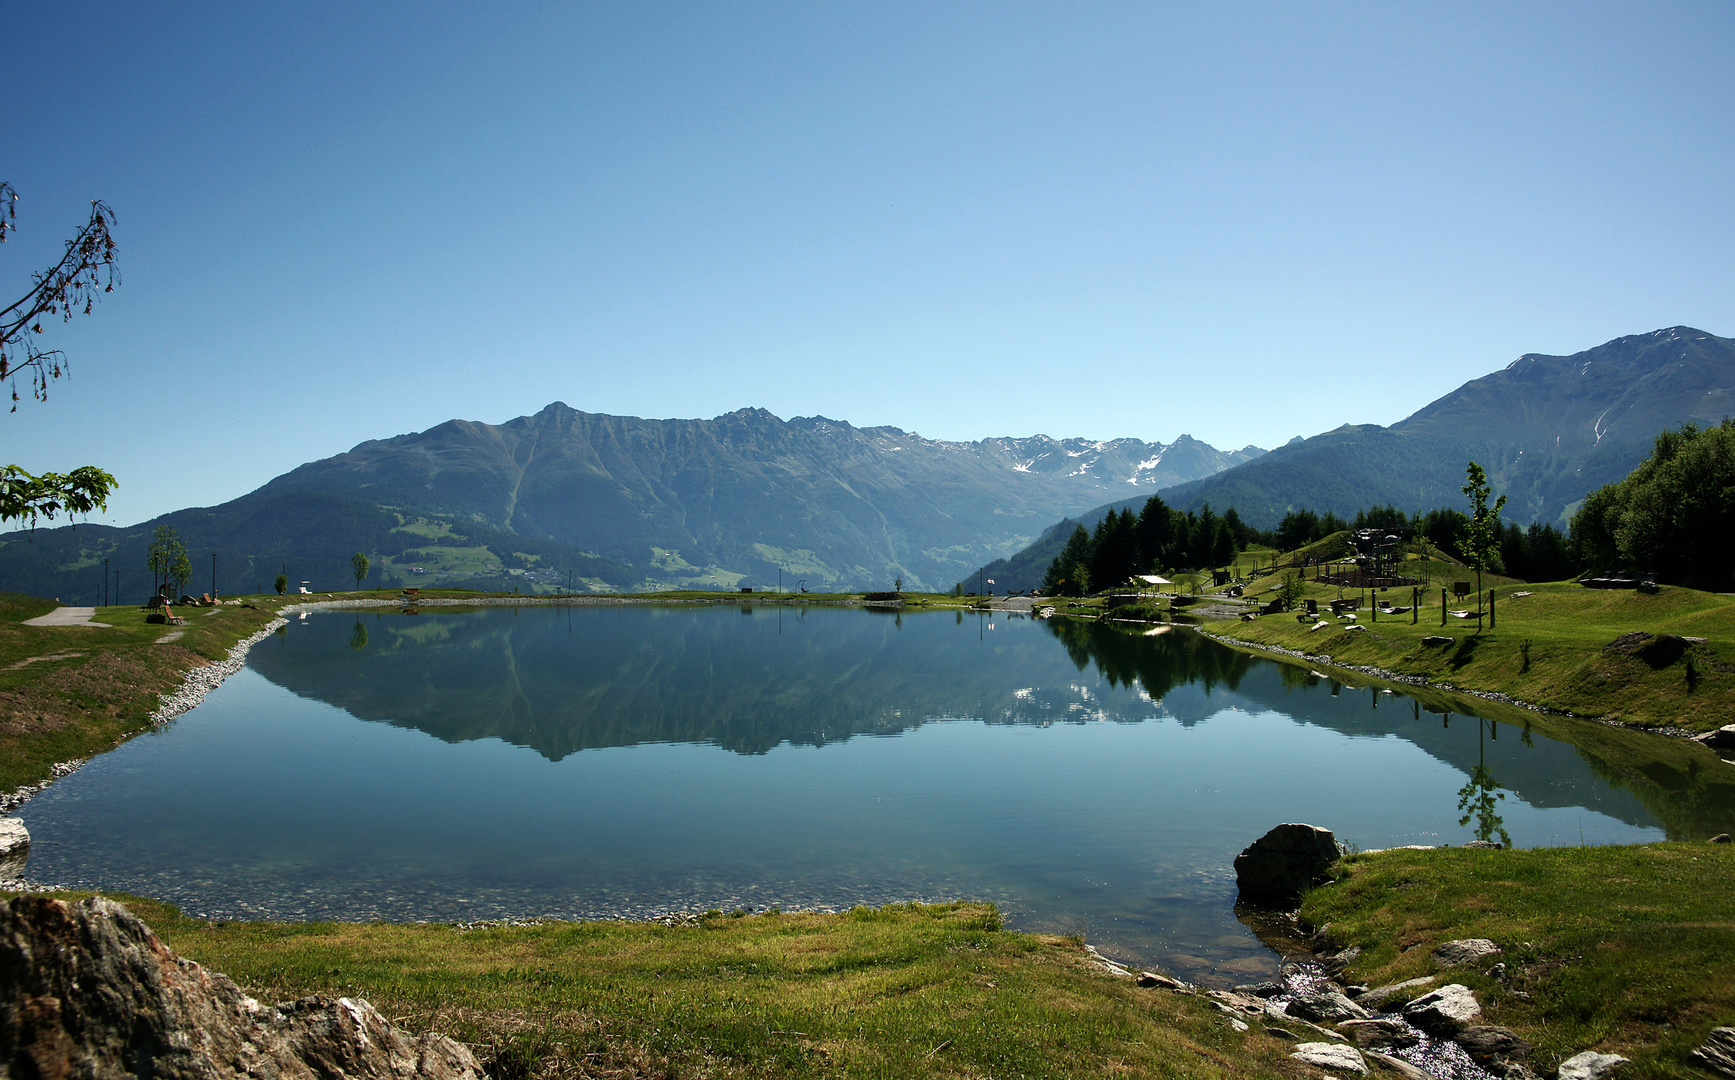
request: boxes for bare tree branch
[0,182,120,410]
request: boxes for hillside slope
[1166,326,1734,528]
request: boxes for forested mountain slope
[1164,327,1734,529]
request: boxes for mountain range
[0,407,1260,601]
[4,326,1728,603]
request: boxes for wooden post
[1489,589,1495,629]
[1442,588,1448,626]
[1412,587,1418,624]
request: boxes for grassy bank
[1304,841,1735,1078]
[19,895,1305,1080]
[1194,579,1735,730]
[0,592,295,795]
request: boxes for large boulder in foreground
[0,895,483,1080]
[1234,823,1343,907]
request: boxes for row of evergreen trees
[1040,496,1248,594]
[1036,420,1729,597]
[1041,494,1581,595]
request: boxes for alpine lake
[20,602,1735,985]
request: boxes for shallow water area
[17,604,1700,983]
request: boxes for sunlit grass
[1199,580,1735,729]
[19,897,1306,1080]
[1305,842,1735,1075]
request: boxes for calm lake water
[19,604,1731,982]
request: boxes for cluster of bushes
[1571,419,1735,591]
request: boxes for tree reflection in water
[1457,717,1511,847]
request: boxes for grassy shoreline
[6,894,1308,1080]
[14,836,1735,1079]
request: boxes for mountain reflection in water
[252,604,1260,757]
[249,604,1734,841]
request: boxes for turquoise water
[18,604,1705,982]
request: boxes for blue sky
[5,2,1732,528]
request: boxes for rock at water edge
[1454,1024,1529,1067]
[1234,823,1342,907]
[1338,1019,1420,1048]
[1364,1051,1433,1080]
[1355,976,1436,1011]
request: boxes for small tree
[147,525,191,599]
[274,572,288,595]
[351,552,370,591]
[1460,461,1506,632]
[1277,572,1306,611]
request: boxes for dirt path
[20,607,111,628]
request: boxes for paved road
[20,607,111,628]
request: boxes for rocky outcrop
[1695,1027,1735,1077]
[1337,1018,1420,1048]
[1364,1050,1433,1079]
[1400,984,1482,1036]
[1233,823,1343,907]
[1355,977,1436,1011]
[0,895,483,1080]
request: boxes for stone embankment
[148,616,288,725]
